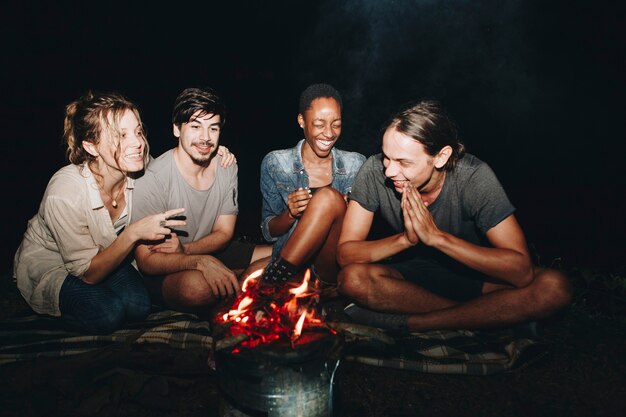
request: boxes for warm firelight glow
[218,268,328,350]
[289,269,311,296]
[293,311,307,337]
[237,296,254,311]
[242,269,263,292]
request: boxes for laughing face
[96,109,146,174]
[298,97,342,158]
[382,127,450,195]
[174,111,221,165]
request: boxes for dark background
[2,0,624,273]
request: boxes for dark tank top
[309,183,332,194]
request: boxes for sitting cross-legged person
[132,87,271,314]
[337,100,572,333]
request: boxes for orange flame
[223,295,254,321]
[289,269,311,296]
[220,267,330,349]
[236,296,254,312]
[242,268,263,292]
[293,311,307,338]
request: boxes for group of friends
[13,84,572,335]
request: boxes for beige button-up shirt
[13,164,134,316]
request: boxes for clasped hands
[401,183,441,247]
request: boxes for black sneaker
[343,303,409,333]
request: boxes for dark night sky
[2,0,624,271]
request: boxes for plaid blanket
[345,328,545,375]
[0,310,213,366]
[0,309,544,375]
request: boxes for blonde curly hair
[63,91,150,173]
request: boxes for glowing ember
[217,268,329,350]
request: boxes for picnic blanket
[0,309,545,375]
[344,327,546,376]
[0,310,213,366]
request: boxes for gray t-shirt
[350,153,515,273]
[131,150,238,243]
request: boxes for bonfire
[215,269,337,353]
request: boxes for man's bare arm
[182,214,236,255]
[135,243,200,276]
[337,201,413,267]
[428,215,534,287]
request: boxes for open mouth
[316,139,334,151]
[124,152,143,160]
[195,143,214,154]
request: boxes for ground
[1,266,625,417]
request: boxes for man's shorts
[212,240,256,270]
[385,257,484,302]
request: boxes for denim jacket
[260,139,366,258]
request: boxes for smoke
[291,0,536,160]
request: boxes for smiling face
[174,110,221,165]
[94,109,146,174]
[382,127,450,195]
[298,97,342,158]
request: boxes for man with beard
[132,87,271,313]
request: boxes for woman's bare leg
[280,187,347,283]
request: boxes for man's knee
[337,264,371,300]
[533,268,573,312]
[162,273,216,309]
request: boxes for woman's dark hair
[298,83,343,115]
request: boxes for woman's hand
[287,187,312,219]
[129,208,186,242]
[217,145,237,167]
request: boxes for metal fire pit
[216,332,341,417]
